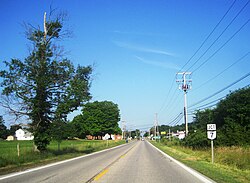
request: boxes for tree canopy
[71,101,121,138]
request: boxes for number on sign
[207,131,216,140]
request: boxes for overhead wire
[190,83,250,113]
[168,112,183,126]
[187,0,250,72]
[179,0,237,72]
[189,95,226,111]
[192,18,250,73]
[193,51,250,92]
[158,77,176,113]
[189,71,250,108]
[171,114,184,126]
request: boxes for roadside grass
[150,141,250,183]
[0,140,125,175]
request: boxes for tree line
[0,100,121,143]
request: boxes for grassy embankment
[0,139,125,175]
[150,140,250,183]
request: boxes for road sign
[207,124,216,131]
[154,136,161,140]
[207,131,216,140]
[161,131,166,135]
[207,124,216,164]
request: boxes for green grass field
[0,139,125,175]
[150,141,250,183]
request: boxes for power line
[188,0,250,72]
[193,51,250,92]
[179,0,237,72]
[189,71,250,108]
[171,114,184,126]
[190,95,226,110]
[192,18,250,73]
[190,84,250,112]
[158,77,176,113]
[190,103,218,113]
[168,112,183,126]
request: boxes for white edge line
[0,143,128,180]
[147,141,216,183]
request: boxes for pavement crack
[38,174,57,182]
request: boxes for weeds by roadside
[151,140,250,183]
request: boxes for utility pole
[169,128,171,141]
[154,113,159,140]
[176,72,192,136]
[121,121,126,140]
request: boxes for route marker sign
[207,131,216,140]
[207,124,216,131]
[207,124,216,164]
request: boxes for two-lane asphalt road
[0,141,214,183]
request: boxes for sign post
[207,124,216,164]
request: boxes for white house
[15,129,34,140]
[171,131,186,140]
[177,131,186,140]
[102,133,115,140]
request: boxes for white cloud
[113,41,175,57]
[135,56,180,70]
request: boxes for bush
[182,130,209,148]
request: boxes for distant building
[86,134,122,140]
[102,134,122,140]
[6,135,15,141]
[171,130,186,140]
[177,131,185,140]
[103,133,115,140]
[15,129,34,140]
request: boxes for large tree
[72,101,121,138]
[0,12,92,151]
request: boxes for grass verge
[150,141,250,183]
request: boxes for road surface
[0,141,214,183]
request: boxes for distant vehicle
[141,138,144,141]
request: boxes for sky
[0,0,250,131]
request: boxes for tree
[9,124,22,136]
[130,129,140,139]
[214,87,250,146]
[0,12,92,151]
[50,120,69,151]
[71,114,90,139]
[0,116,8,140]
[72,101,121,138]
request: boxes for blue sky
[1,0,250,131]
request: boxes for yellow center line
[120,154,126,158]
[93,169,109,181]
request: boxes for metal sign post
[207,124,216,164]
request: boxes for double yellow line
[93,153,127,181]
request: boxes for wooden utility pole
[176,72,192,136]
